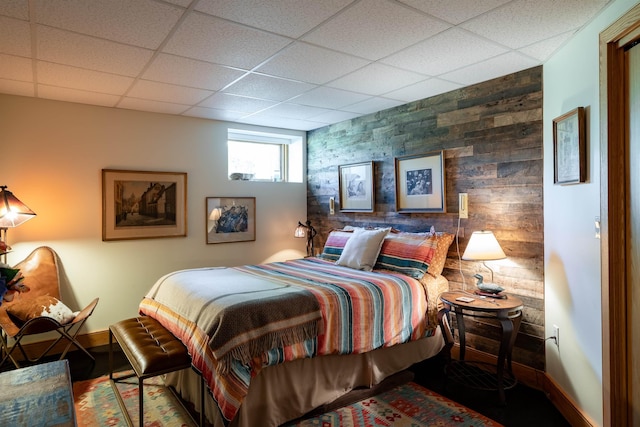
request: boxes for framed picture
[206,197,256,244]
[338,161,375,212]
[553,106,586,184]
[395,151,446,213]
[102,169,187,241]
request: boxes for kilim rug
[72,374,195,427]
[284,382,503,427]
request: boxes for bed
[138,227,454,427]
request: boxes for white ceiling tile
[240,114,326,131]
[0,54,32,81]
[37,84,120,107]
[308,110,361,124]
[382,28,508,76]
[342,97,404,115]
[198,92,277,113]
[257,42,369,85]
[37,61,133,95]
[127,80,213,105]
[440,52,539,86]
[259,103,331,120]
[36,26,153,77]
[0,0,29,20]
[223,73,316,101]
[328,63,426,95]
[0,16,31,57]
[195,0,353,38]
[143,54,247,91]
[303,0,450,60]
[183,106,247,122]
[290,86,371,109]
[118,97,189,115]
[385,78,462,103]
[518,31,574,62]
[399,0,512,25]
[162,12,292,69]
[462,0,609,49]
[0,78,34,96]
[34,0,184,49]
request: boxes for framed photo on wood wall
[102,169,187,241]
[339,161,375,212]
[553,106,586,184]
[394,151,446,213]
[206,197,256,244]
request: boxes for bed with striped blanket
[139,257,448,427]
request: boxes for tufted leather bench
[109,316,203,426]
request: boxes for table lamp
[294,220,317,257]
[0,186,37,263]
[461,230,506,294]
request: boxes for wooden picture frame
[395,151,446,213]
[553,106,586,184]
[206,197,256,244]
[338,161,375,212]
[102,169,187,241]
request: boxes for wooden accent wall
[306,66,544,370]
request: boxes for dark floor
[3,346,570,427]
[409,354,571,427]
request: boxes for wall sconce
[462,230,506,293]
[0,186,37,263]
[294,220,317,257]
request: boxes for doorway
[600,4,640,426]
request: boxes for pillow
[374,232,438,279]
[7,295,78,325]
[335,228,391,271]
[427,232,455,277]
[319,229,354,262]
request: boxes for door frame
[600,4,640,426]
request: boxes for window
[227,128,303,183]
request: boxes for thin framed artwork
[553,106,586,184]
[206,197,256,244]
[102,169,187,241]
[338,161,375,212]
[395,151,446,213]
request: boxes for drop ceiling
[0,0,611,131]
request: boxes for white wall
[0,94,308,334]
[543,0,639,425]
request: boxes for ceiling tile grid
[0,0,611,131]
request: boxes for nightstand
[438,290,523,404]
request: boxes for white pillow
[336,227,390,271]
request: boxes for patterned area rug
[284,382,503,427]
[72,374,195,426]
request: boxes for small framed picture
[102,169,187,241]
[553,106,586,185]
[338,161,375,212]
[206,197,256,244]
[395,151,446,213]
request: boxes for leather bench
[109,316,203,426]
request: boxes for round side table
[439,290,524,404]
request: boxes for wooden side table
[438,290,524,404]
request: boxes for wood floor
[2,346,570,427]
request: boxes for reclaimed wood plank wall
[306,66,544,370]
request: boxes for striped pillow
[319,229,354,262]
[374,232,438,279]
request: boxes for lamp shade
[462,230,506,261]
[0,186,36,228]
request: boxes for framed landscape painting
[553,106,586,184]
[102,169,187,241]
[206,197,256,244]
[394,151,446,213]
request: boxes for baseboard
[13,329,111,361]
[452,345,594,427]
